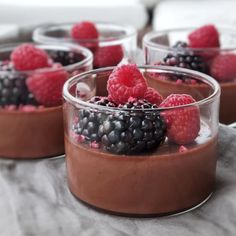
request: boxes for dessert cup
[143,27,236,124]
[0,43,92,159]
[33,22,137,96]
[63,65,220,216]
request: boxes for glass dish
[63,65,220,216]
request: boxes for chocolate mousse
[63,64,220,216]
[65,133,217,215]
[143,24,236,124]
[0,106,63,158]
[0,43,92,159]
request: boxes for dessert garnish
[27,69,68,107]
[210,53,236,82]
[93,45,124,68]
[10,43,50,71]
[159,94,200,145]
[188,24,220,48]
[70,21,124,67]
[153,24,236,82]
[0,43,83,109]
[73,64,200,154]
[107,64,147,104]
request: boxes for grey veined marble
[0,125,236,236]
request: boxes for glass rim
[33,22,137,46]
[63,65,221,112]
[0,42,93,75]
[143,26,236,52]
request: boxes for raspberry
[70,21,98,51]
[107,64,147,104]
[188,25,220,48]
[159,94,200,145]
[10,44,50,71]
[144,87,163,106]
[210,54,236,82]
[93,45,124,68]
[26,69,68,107]
[71,21,98,40]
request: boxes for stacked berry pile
[70,21,124,68]
[157,24,236,83]
[0,43,84,109]
[72,64,200,155]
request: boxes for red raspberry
[144,87,163,106]
[71,21,98,52]
[188,24,220,48]
[93,45,124,68]
[71,21,98,40]
[210,54,236,82]
[107,64,147,104]
[10,44,50,71]
[26,69,68,107]
[159,94,200,145]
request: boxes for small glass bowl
[63,65,220,216]
[33,22,137,68]
[0,43,92,159]
[143,27,236,124]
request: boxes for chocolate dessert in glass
[63,63,220,216]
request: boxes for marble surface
[0,125,236,236]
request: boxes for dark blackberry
[173,41,188,49]
[0,73,37,107]
[163,41,208,74]
[73,96,117,142]
[47,50,85,66]
[99,99,166,155]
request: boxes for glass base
[0,153,65,161]
[72,192,213,218]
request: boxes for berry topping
[160,94,200,145]
[71,21,98,40]
[47,50,85,66]
[93,45,124,68]
[173,41,189,49]
[99,99,166,154]
[10,44,50,71]
[188,24,220,48]
[26,69,68,107]
[73,96,117,143]
[0,73,37,107]
[107,64,147,104]
[163,48,208,73]
[210,54,236,82]
[144,87,163,106]
[70,21,99,51]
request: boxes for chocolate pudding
[65,123,217,216]
[0,106,64,158]
[63,65,220,216]
[0,43,92,159]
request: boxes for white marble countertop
[0,125,236,236]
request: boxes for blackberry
[163,41,208,74]
[99,99,166,155]
[47,50,85,66]
[73,96,117,142]
[173,41,188,49]
[0,72,37,107]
